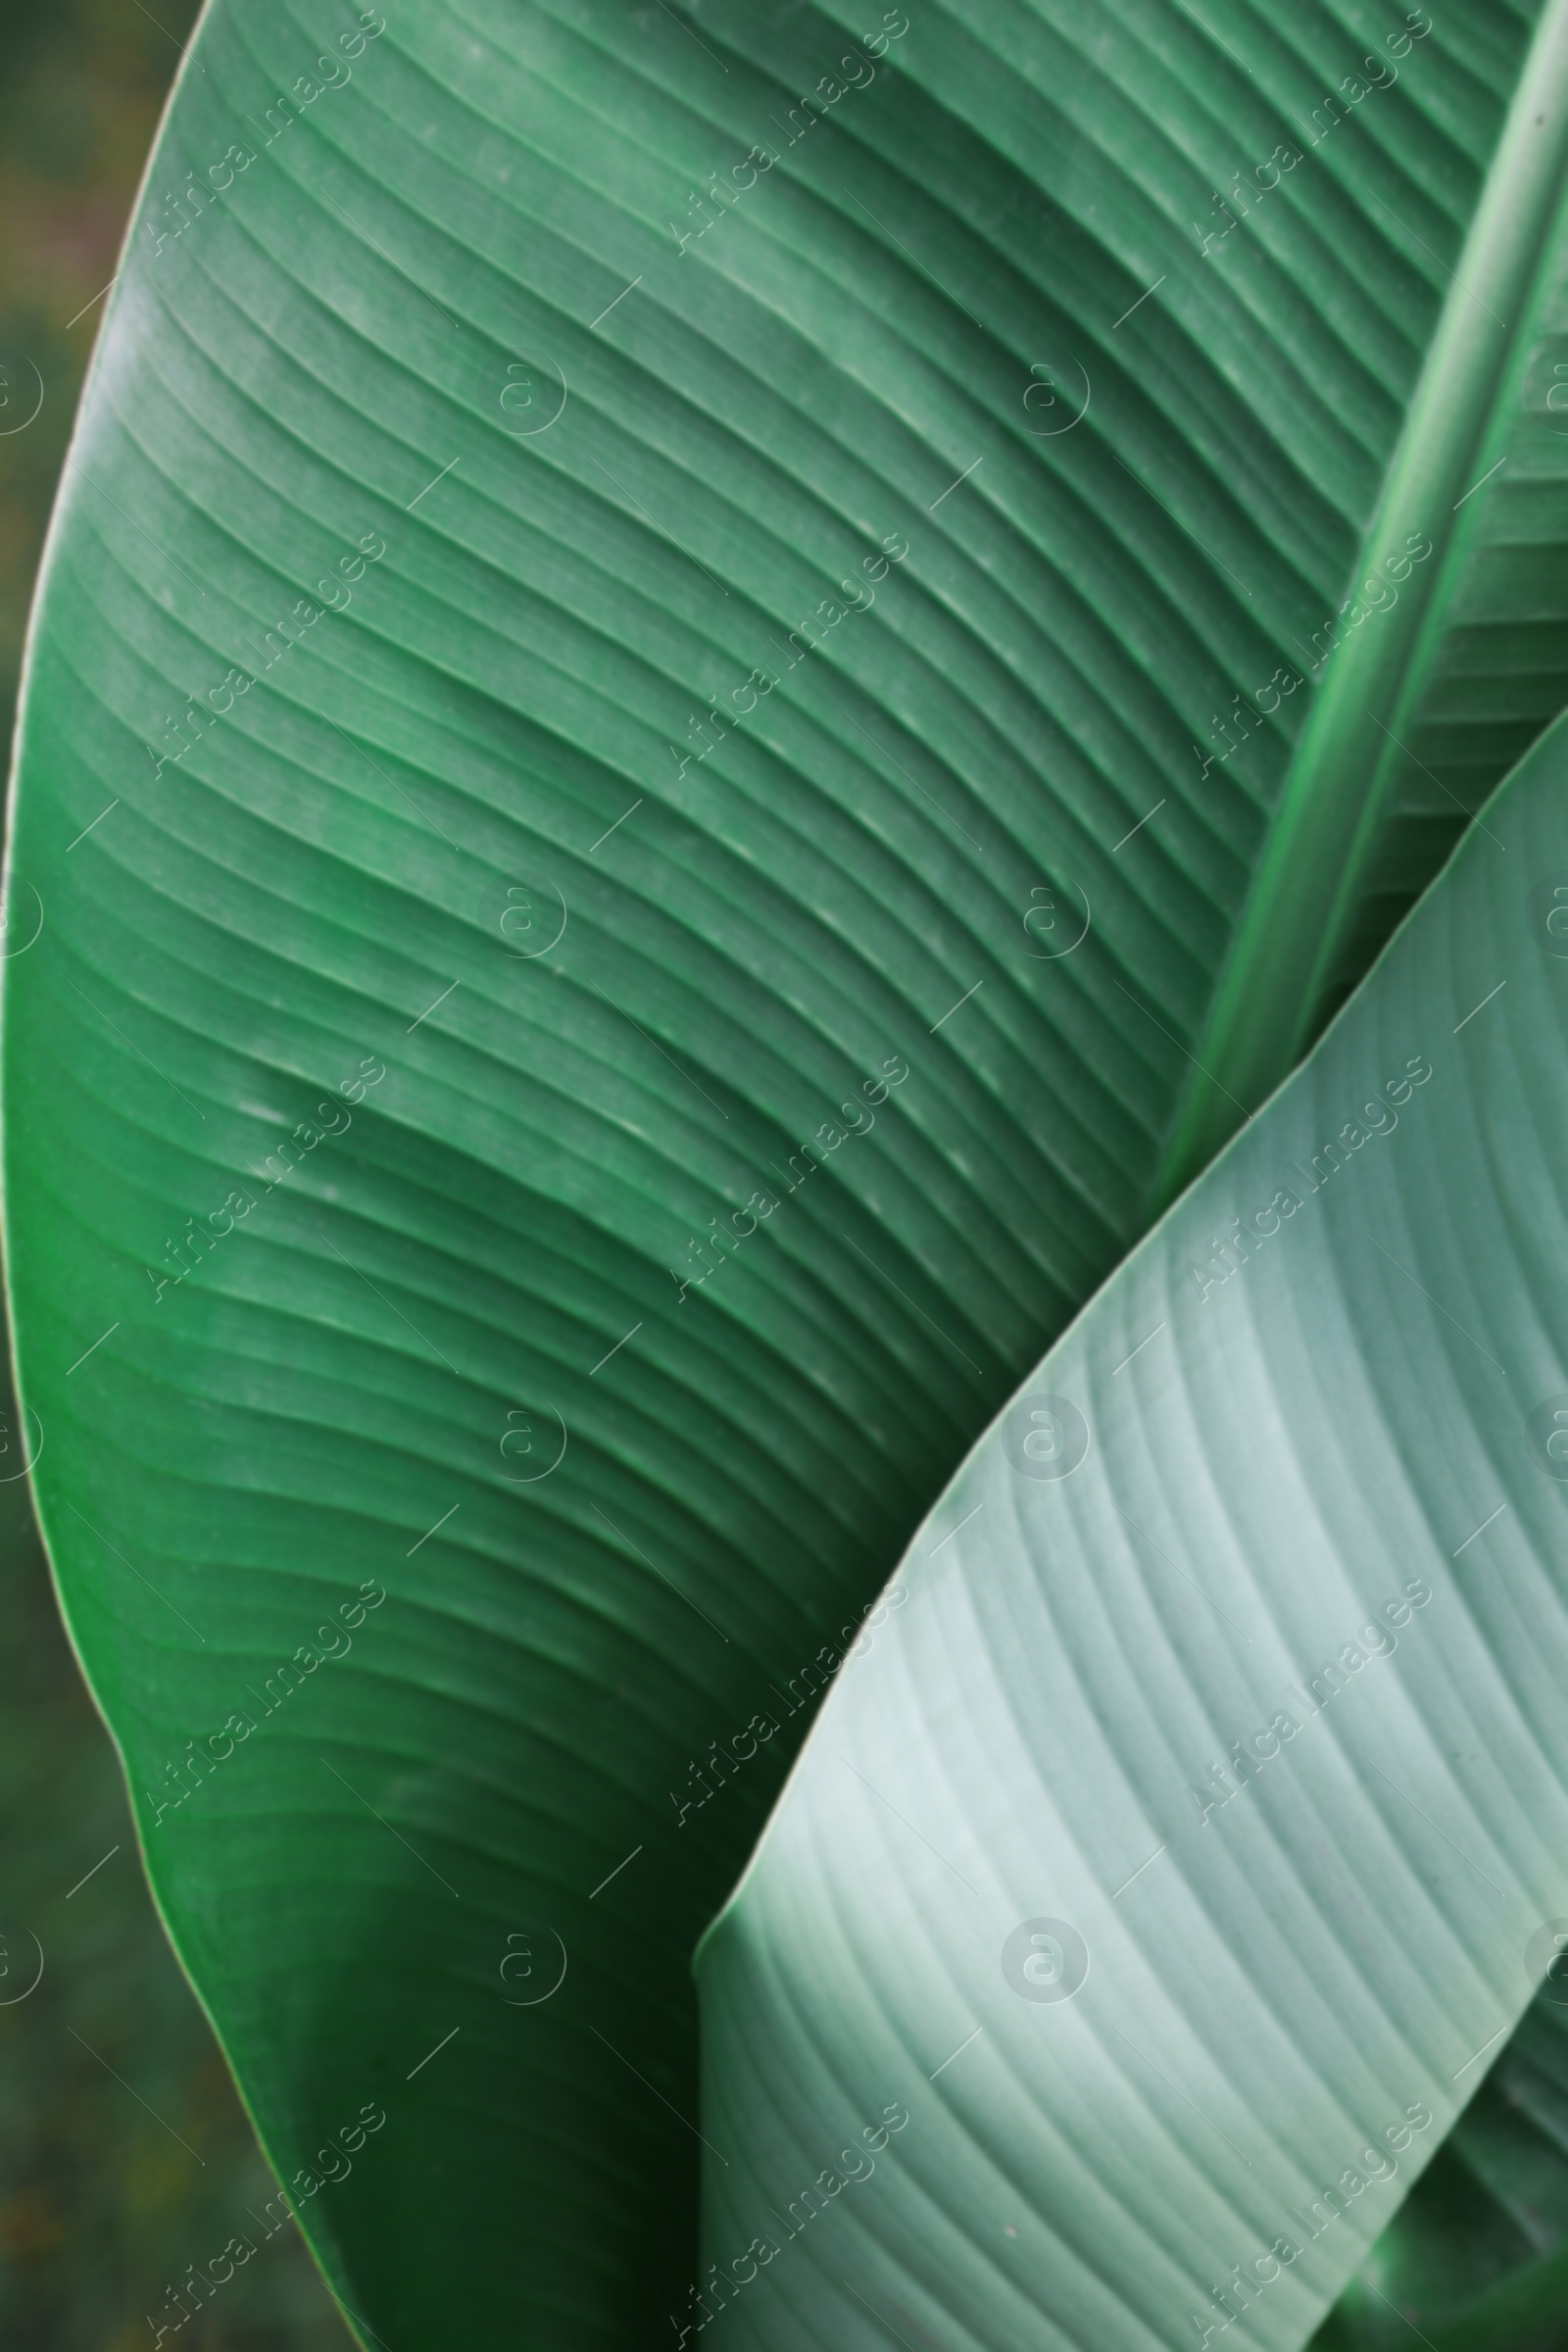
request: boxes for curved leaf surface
[697,709,1568,2348]
[4,0,1567,2341]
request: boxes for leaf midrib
[1156,0,1568,1202]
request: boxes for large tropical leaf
[697,704,1568,2348]
[9,0,1568,2342]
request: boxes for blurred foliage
[1313,1994,1568,2352]
[0,0,188,736]
[0,4,349,2345]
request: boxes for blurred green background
[0,4,348,2344]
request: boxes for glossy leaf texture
[696,710,1568,2349]
[2,0,1565,2343]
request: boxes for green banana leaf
[697,701,1568,2349]
[8,0,1568,2341]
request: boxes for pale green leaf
[697,707,1568,2350]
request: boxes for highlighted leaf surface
[700,710,1568,2349]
